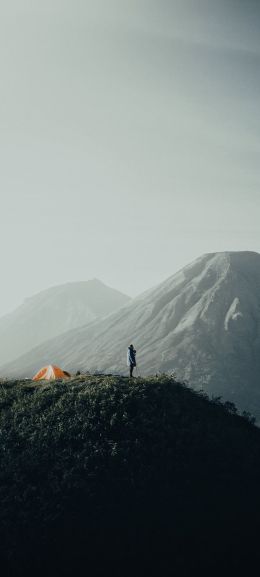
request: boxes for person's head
[129,344,134,349]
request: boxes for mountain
[0,375,260,576]
[0,279,130,366]
[2,251,260,419]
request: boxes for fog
[0,0,259,316]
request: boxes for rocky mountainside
[2,252,260,418]
[0,279,130,366]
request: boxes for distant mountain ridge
[0,279,130,366]
[2,251,260,419]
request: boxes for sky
[0,0,260,316]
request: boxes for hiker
[127,344,136,377]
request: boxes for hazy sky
[1,0,260,316]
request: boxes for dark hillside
[0,375,260,576]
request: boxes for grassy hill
[0,375,260,576]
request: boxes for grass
[0,374,260,576]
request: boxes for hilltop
[0,374,260,576]
[3,251,260,419]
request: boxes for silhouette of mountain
[0,279,130,365]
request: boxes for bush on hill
[0,375,260,576]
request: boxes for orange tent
[32,365,71,381]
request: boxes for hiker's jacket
[127,347,136,366]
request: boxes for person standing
[127,344,136,377]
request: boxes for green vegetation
[0,375,260,576]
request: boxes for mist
[1,0,259,316]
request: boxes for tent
[32,365,71,381]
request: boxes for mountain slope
[2,251,260,418]
[0,375,260,576]
[0,279,130,365]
